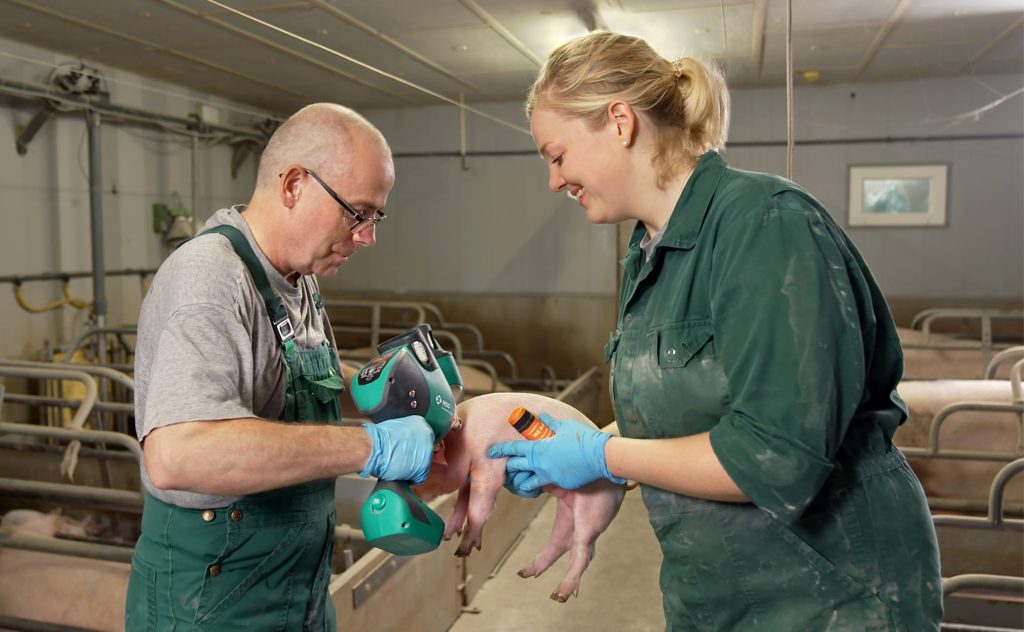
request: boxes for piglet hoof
[550,590,575,603]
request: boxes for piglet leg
[443,481,471,541]
[550,481,625,602]
[517,495,574,583]
[455,466,506,556]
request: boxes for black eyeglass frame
[294,167,386,234]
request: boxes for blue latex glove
[487,414,626,493]
[360,415,434,484]
[502,469,542,499]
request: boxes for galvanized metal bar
[900,447,1020,462]
[3,393,133,415]
[986,346,1024,380]
[932,459,1024,531]
[0,269,156,285]
[0,478,143,511]
[941,573,1024,599]
[0,358,134,391]
[0,614,101,632]
[0,526,133,563]
[64,327,137,362]
[0,368,97,430]
[916,401,1024,460]
[87,110,106,327]
[0,421,143,463]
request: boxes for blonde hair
[255,103,390,191]
[526,32,729,187]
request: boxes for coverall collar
[625,150,729,257]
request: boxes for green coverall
[126,226,345,631]
[606,152,943,631]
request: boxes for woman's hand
[487,414,626,493]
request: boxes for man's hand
[487,414,626,493]
[360,416,434,483]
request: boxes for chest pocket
[656,320,714,368]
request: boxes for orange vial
[508,407,555,441]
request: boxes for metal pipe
[0,614,101,632]
[0,368,97,431]
[191,131,199,235]
[64,327,137,361]
[14,99,57,155]
[987,346,1024,380]
[784,0,793,179]
[914,401,1024,459]
[0,76,265,142]
[941,574,1024,599]
[0,421,143,463]
[0,527,133,564]
[335,524,366,542]
[0,358,134,391]
[0,268,156,285]
[3,393,133,415]
[87,109,106,329]
[0,438,137,463]
[932,460,1024,531]
[0,478,144,511]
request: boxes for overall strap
[202,225,295,346]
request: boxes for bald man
[126,104,434,630]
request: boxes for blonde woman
[490,32,942,631]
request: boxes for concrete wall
[1,33,1019,406]
[0,38,258,361]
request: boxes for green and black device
[349,324,463,555]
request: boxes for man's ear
[608,101,636,147]
[279,165,304,209]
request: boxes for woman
[488,31,942,631]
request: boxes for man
[125,103,434,630]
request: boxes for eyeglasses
[299,167,386,235]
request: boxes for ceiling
[0,0,1021,117]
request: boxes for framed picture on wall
[848,164,948,227]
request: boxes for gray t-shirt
[134,206,337,508]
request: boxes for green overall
[126,225,345,631]
[606,152,942,631]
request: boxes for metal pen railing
[934,459,1024,606]
[901,360,1024,463]
[907,308,1024,373]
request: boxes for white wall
[725,74,1023,300]
[339,73,1024,302]
[343,103,617,296]
[2,32,1020,362]
[0,38,259,359]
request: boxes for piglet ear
[431,440,449,466]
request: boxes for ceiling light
[801,69,821,83]
[694,27,711,35]
[316,28,328,36]
[452,44,470,52]
[953,9,969,17]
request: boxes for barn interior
[0,1,1021,631]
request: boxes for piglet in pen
[416,392,626,602]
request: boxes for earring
[622,141,628,147]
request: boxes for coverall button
[201,510,215,522]
[209,564,221,577]
[230,510,243,522]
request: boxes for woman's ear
[608,101,636,147]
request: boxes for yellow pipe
[62,283,92,310]
[14,284,65,313]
